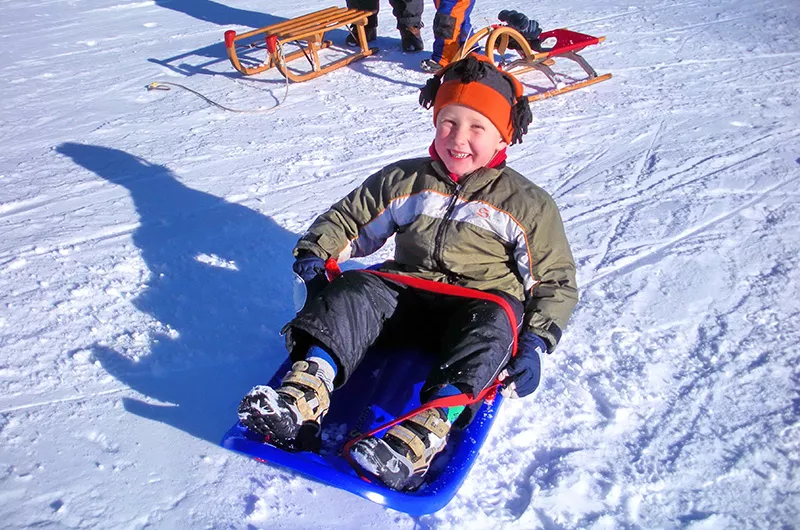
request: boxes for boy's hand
[292,253,329,308]
[500,332,545,398]
[293,253,326,282]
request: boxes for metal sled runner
[224,7,377,82]
[459,25,612,102]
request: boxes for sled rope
[341,382,502,483]
[146,43,290,113]
[322,261,520,483]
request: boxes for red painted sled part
[458,25,612,102]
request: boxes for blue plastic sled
[221,346,504,515]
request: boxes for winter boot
[238,360,332,450]
[399,26,424,52]
[345,24,377,47]
[350,407,451,491]
[420,58,443,73]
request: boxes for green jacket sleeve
[294,168,392,260]
[522,195,579,352]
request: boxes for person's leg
[346,0,379,45]
[388,0,423,31]
[428,0,476,68]
[457,0,475,46]
[239,271,404,446]
[389,0,424,51]
[350,290,523,490]
[423,291,523,425]
[285,270,409,384]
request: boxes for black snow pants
[284,270,523,425]
[346,0,424,30]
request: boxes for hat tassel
[511,98,533,145]
[419,76,441,109]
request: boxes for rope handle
[146,43,290,113]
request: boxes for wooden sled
[458,26,612,102]
[224,7,377,82]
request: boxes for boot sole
[238,386,301,446]
[350,438,416,490]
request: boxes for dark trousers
[346,0,424,30]
[285,271,523,411]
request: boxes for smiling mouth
[450,151,470,159]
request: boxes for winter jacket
[294,156,578,351]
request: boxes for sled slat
[232,7,343,41]
[224,7,376,81]
[527,73,613,102]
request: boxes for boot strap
[283,368,327,395]
[279,363,331,419]
[279,385,330,421]
[406,409,450,439]
[386,423,427,462]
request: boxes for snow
[1,0,798,527]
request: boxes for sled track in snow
[561,126,799,233]
[580,174,800,288]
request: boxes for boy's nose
[452,125,469,144]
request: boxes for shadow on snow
[57,142,296,444]
[155,0,283,28]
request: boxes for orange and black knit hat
[419,54,533,145]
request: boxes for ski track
[0,388,128,415]
[610,51,800,74]
[632,120,663,188]
[561,125,798,235]
[582,175,799,288]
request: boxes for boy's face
[434,104,508,178]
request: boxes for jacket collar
[428,142,507,185]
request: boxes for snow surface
[1,0,799,528]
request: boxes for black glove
[292,253,329,303]
[501,332,546,398]
[498,10,542,41]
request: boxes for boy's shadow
[57,143,296,443]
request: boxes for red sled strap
[322,261,520,482]
[324,260,519,355]
[341,383,503,482]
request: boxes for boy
[238,54,578,491]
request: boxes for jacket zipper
[434,181,462,283]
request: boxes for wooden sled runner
[224,7,377,82]
[458,25,612,102]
